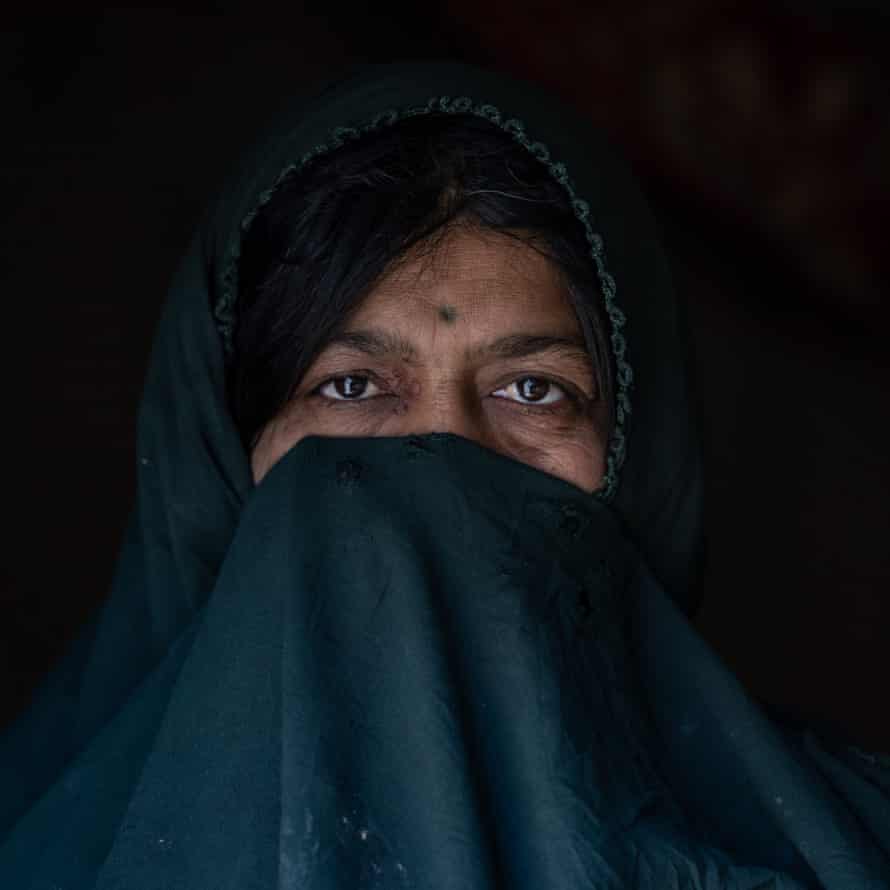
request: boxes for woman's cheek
[497,418,606,492]
[300,397,403,436]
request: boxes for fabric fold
[1,435,828,889]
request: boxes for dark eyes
[493,377,566,406]
[320,375,376,400]
[313,374,569,408]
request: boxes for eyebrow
[324,328,592,367]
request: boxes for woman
[2,61,888,889]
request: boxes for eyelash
[308,371,581,414]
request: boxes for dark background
[4,3,889,750]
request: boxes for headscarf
[1,60,888,889]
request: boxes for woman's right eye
[315,374,382,401]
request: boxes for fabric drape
[1,61,888,889]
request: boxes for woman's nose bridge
[401,378,492,445]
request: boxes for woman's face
[251,227,609,492]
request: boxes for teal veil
[2,61,888,889]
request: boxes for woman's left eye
[315,375,382,401]
[492,377,566,406]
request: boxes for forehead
[352,227,576,326]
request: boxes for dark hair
[230,113,614,450]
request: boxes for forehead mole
[437,304,458,323]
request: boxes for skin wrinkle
[251,229,608,490]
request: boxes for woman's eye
[313,373,569,408]
[316,375,381,401]
[492,377,566,406]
